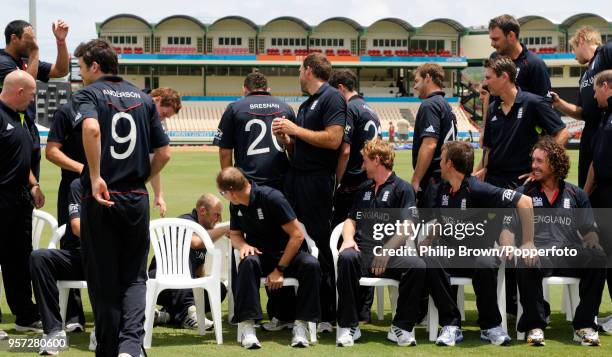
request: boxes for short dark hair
[532,136,570,180]
[415,63,445,88]
[489,14,521,38]
[74,39,118,75]
[243,72,268,92]
[5,20,31,45]
[216,167,248,192]
[442,141,473,175]
[303,53,332,81]
[484,56,517,84]
[594,69,612,87]
[329,69,357,91]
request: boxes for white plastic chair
[231,223,319,343]
[201,221,233,322]
[330,222,400,339]
[32,209,59,250]
[144,218,223,348]
[46,224,90,327]
[516,276,580,340]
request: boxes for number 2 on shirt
[245,118,283,156]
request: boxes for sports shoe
[65,322,84,333]
[387,325,416,346]
[0,329,8,340]
[480,325,511,346]
[181,305,199,330]
[88,330,96,351]
[336,326,361,347]
[317,321,333,333]
[16,320,43,333]
[154,309,170,325]
[527,328,545,346]
[574,328,600,346]
[435,325,463,346]
[238,320,261,349]
[291,320,309,348]
[600,316,612,334]
[39,330,66,355]
[261,317,293,331]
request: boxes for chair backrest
[204,221,231,283]
[32,209,59,250]
[47,225,67,249]
[149,218,221,279]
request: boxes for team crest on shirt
[237,210,243,217]
[74,112,82,123]
[310,99,319,110]
[381,191,390,202]
[257,208,264,220]
[517,107,524,119]
[442,194,449,206]
[563,198,571,209]
[214,128,223,141]
[502,189,516,202]
[68,204,79,215]
[460,199,467,210]
[490,115,498,122]
[344,124,351,135]
[533,197,543,207]
[363,191,372,201]
[6,123,13,130]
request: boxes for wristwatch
[276,264,287,273]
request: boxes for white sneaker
[574,328,600,346]
[88,331,97,351]
[0,329,8,340]
[16,320,43,333]
[261,317,293,331]
[436,325,463,346]
[181,305,198,330]
[39,330,66,355]
[291,321,309,348]
[598,314,612,325]
[480,325,511,346]
[336,326,361,347]
[64,322,84,333]
[387,325,416,346]
[239,320,261,349]
[527,328,545,346]
[601,317,612,334]
[317,321,333,333]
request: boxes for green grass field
[1,148,611,356]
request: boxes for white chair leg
[227,284,234,323]
[376,286,384,320]
[516,288,525,341]
[193,288,207,336]
[457,286,465,321]
[569,284,580,322]
[560,285,568,314]
[497,269,507,333]
[143,280,158,349]
[563,285,573,321]
[58,285,69,327]
[428,296,438,342]
[389,286,399,319]
[237,322,243,343]
[308,322,317,343]
[206,284,223,344]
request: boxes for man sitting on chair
[508,137,606,346]
[30,179,84,355]
[217,167,321,349]
[149,193,229,331]
[336,138,425,347]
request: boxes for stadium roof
[316,17,362,32]
[263,17,311,32]
[561,13,612,28]
[518,15,559,26]
[155,15,206,30]
[98,14,152,32]
[210,16,258,31]
[369,18,414,32]
[420,18,465,32]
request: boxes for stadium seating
[160,46,198,54]
[336,49,351,56]
[144,218,224,347]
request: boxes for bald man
[0,70,45,339]
[148,193,229,330]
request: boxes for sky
[2,0,611,60]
